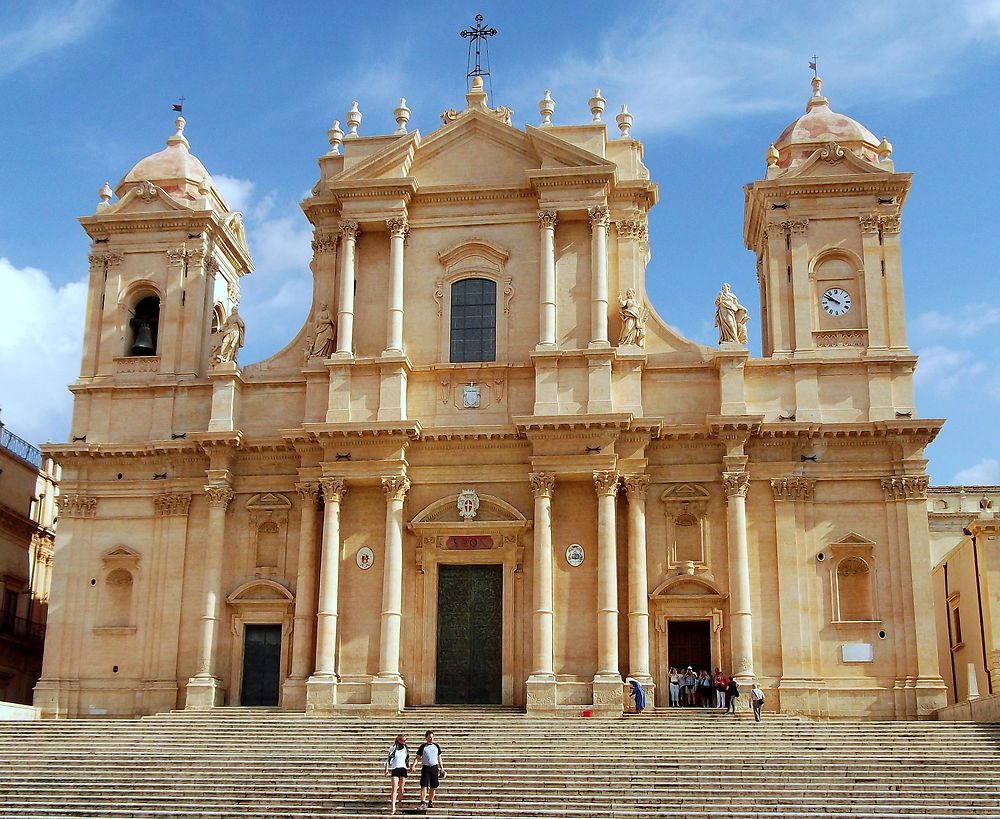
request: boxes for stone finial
[394,98,411,134]
[466,74,489,109]
[616,104,633,137]
[765,143,780,167]
[327,120,344,155]
[198,176,210,197]
[538,90,555,126]
[98,181,113,204]
[167,115,189,148]
[878,136,893,160]
[806,75,829,112]
[345,101,362,137]
[588,88,606,122]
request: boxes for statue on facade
[210,307,245,365]
[308,303,336,359]
[714,283,749,345]
[618,288,646,347]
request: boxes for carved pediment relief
[780,144,886,179]
[101,545,140,570]
[831,531,876,547]
[246,492,292,510]
[107,182,193,214]
[660,483,711,503]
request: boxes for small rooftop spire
[166,115,190,149]
[460,13,498,99]
[806,75,829,112]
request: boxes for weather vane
[809,56,818,77]
[460,14,497,96]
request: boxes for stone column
[372,475,410,712]
[185,481,233,708]
[592,471,623,711]
[336,220,359,355]
[527,473,557,709]
[306,478,346,711]
[588,206,611,347]
[724,470,755,684]
[859,215,887,349]
[880,216,907,349]
[624,476,653,692]
[284,482,318,709]
[385,216,408,354]
[537,211,558,349]
[763,222,790,356]
[787,219,811,351]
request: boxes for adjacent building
[36,74,947,719]
[0,420,57,704]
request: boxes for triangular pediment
[831,531,876,546]
[660,483,711,502]
[525,124,614,170]
[103,545,139,559]
[410,113,541,187]
[781,144,888,179]
[337,132,420,181]
[106,182,193,214]
[246,492,291,510]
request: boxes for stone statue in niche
[210,307,245,364]
[714,283,749,345]
[618,288,646,347]
[308,303,336,359]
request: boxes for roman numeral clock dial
[821,288,852,316]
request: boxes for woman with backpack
[384,734,410,815]
[725,676,740,714]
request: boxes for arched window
[450,278,496,363]
[129,295,160,356]
[836,557,873,621]
[211,303,225,334]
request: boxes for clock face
[821,288,852,316]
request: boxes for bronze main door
[435,564,502,704]
[667,620,712,673]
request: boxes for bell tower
[744,77,909,360]
[74,117,252,442]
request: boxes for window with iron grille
[450,278,496,363]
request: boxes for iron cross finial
[460,13,498,90]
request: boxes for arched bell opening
[129,295,160,356]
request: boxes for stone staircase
[0,706,999,818]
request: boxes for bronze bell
[130,321,156,356]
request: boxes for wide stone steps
[1,710,999,818]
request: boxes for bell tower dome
[74,116,253,443]
[744,76,908,360]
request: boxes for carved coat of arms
[457,488,480,520]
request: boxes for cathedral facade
[35,75,946,719]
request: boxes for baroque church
[35,72,946,719]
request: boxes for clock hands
[823,294,843,306]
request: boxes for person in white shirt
[411,730,446,809]
[383,734,410,815]
[750,685,766,722]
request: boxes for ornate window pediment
[660,483,712,571]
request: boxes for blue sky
[1,0,998,485]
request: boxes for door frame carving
[226,579,294,707]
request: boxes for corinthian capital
[311,232,339,254]
[537,210,558,230]
[154,493,192,516]
[295,481,321,505]
[785,219,809,236]
[204,484,234,510]
[624,475,651,500]
[339,219,360,240]
[593,471,620,496]
[587,206,610,230]
[615,219,647,241]
[881,475,929,501]
[381,475,411,502]
[770,478,815,502]
[722,471,750,498]
[320,477,347,503]
[529,472,555,498]
[859,214,882,235]
[386,216,409,238]
[57,495,98,518]
[880,215,901,234]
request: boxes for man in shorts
[411,730,446,810]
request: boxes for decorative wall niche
[827,532,879,624]
[246,493,291,574]
[96,545,140,631]
[660,483,712,570]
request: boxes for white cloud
[213,174,256,215]
[914,304,1000,338]
[952,458,1000,485]
[0,258,86,445]
[515,1,1000,137]
[914,345,987,395]
[0,1,114,79]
